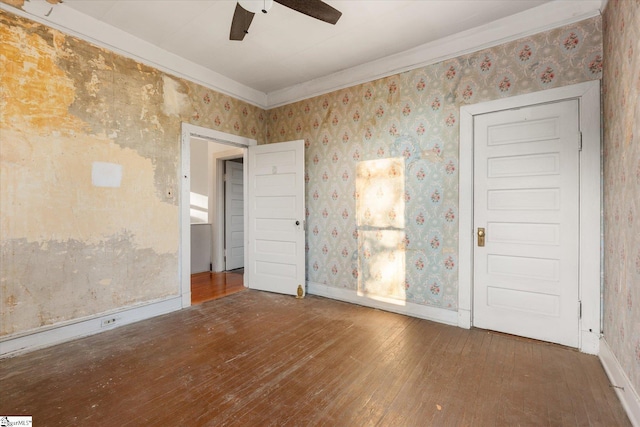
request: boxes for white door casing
[225,160,244,270]
[247,140,306,296]
[458,81,602,354]
[473,100,580,348]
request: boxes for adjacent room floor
[191,269,245,305]
[0,291,630,426]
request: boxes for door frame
[180,123,256,308]
[458,80,601,354]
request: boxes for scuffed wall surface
[603,0,640,395]
[268,18,603,310]
[0,10,266,336]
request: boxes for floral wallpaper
[603,0,640,395]
[267,17,603,310]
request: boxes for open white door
[225,160,244,270]
[247,140,305,296]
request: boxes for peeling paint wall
[0,9,266,336]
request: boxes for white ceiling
[6,0,605,108]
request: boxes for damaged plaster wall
[0,9,266,337]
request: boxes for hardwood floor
[0,291,630,426]
[191,269,245,305]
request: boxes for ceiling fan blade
[230,3,255,41]
[274,0,342,25]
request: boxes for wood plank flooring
[191,269,245,305]
[0,291,630,426]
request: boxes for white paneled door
[225,160,244,270]
[473,100,580,348]
[247,140,305,296]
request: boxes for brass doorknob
[477,228,485,247]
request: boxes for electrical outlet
[101,317,117,328]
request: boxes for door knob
[295,220,300,226]
[477,227,485,247]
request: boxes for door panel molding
[458,80,601,354]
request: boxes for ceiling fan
[230,0,342,41]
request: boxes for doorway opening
[191,151,245,304]
[180,123,257,308]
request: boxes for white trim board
[0,296,182,358]
[307,282,458,326]
[1,1,603,110]
[599,338,640,426]
[458,80,602,355]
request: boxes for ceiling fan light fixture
[238,0,274,14]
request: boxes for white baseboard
[599,337,640,426]
[307,282,458,326]
[0,296,183,358]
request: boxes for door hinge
[578,132,583,151]
[578,300,582,319]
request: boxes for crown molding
[266,1,603,108]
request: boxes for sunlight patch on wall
[356,158,406,305]
[190,191,209,223]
